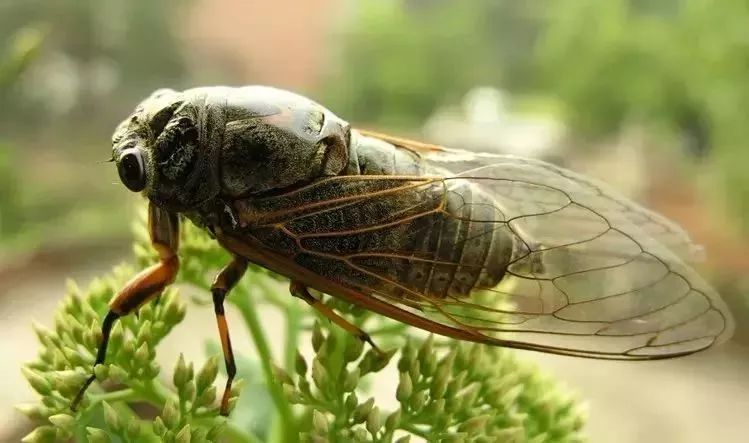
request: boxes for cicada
[73,86,733,415]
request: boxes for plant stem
[232,286,299,443]
[284,299,301,371]
[399,421,430,440]
[268,296,302,443]
[89,388,137,404]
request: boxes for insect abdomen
[349,132,515,299]
[392,180,514,299]
[235,131,516,302]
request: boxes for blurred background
[1,0,748,441]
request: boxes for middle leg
[289,280,383,355]
[211,255,248,416]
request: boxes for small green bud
[191,427,208,443]
[371,348,396,372]
[86,427,111,443]
[62,346,87,366]
[500,385,523,408]
[15,403,48,421]
[126,419,141,440]
[441,433,467,443]
[153,417,167,436]
[311,358,328,391]
[21,426,57,443]
[172,353,192,390]
[295,351,308,376]
[41,396,58,409]
[353,397,374,423]
[146,360,161,380]
[343,335,364,362]
[397,347,413,373]
[196,386,217,408]
[282,384,301,403]
[366,406,381,435]
[94,365,109,381]
[343,368,360,392]
[38,349,54,366]
[107,322,123,351]
[458,415,490,434]
[226,396,238,414]
[345,392,358,411]
[385,409,401,431]
[271,364,293,386]
[108,365,128,384]
[408,359,421,382]
[102,402,120,432]
[32,323,55,347]
[468,343,483,366]
[136,320,153,344]
[48,413,75,431]
[494,428,524,442]
[229,378,245,397]
[206,421,225,441]
[426,398,446,418]
[134,342,150,365]
[457,383,480,411]
[120,340,135,363]
[418,335,435,367]
[139,302,154,320]
[22,368,52,395]
[175,424,191,443]
[311,322,324,352]
[161,398,180,429]
[164,298,186,324]
[196,356,219,393]
[360,347,394,375]
[446,370,468,400]
[410,390,427,412]
[321,331,337,358]
[312,410,329,434]
[298,378,312,396]
[396,372,413,403]
[430,368,449,399]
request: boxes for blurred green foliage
[324,0,544,129]
[535,0,749,223]
[0,0,186,131]
[328,0,748,226]
[0,1,187,252]
[0,26,44,241]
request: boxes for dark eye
[117,148,146,192]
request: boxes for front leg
[72,203,180,411]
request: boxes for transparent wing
[362,130,704,263]
[392,144,732,357]
[238,136,734,359]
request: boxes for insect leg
[211,255,248,416]
[289,281,384,355]
[72,203,179,411]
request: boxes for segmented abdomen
[233,134,515,300]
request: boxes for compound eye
[117,147,146,192]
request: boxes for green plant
[20,206,586,442]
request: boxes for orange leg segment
[72,203,179,411]
[289,281,383,355]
